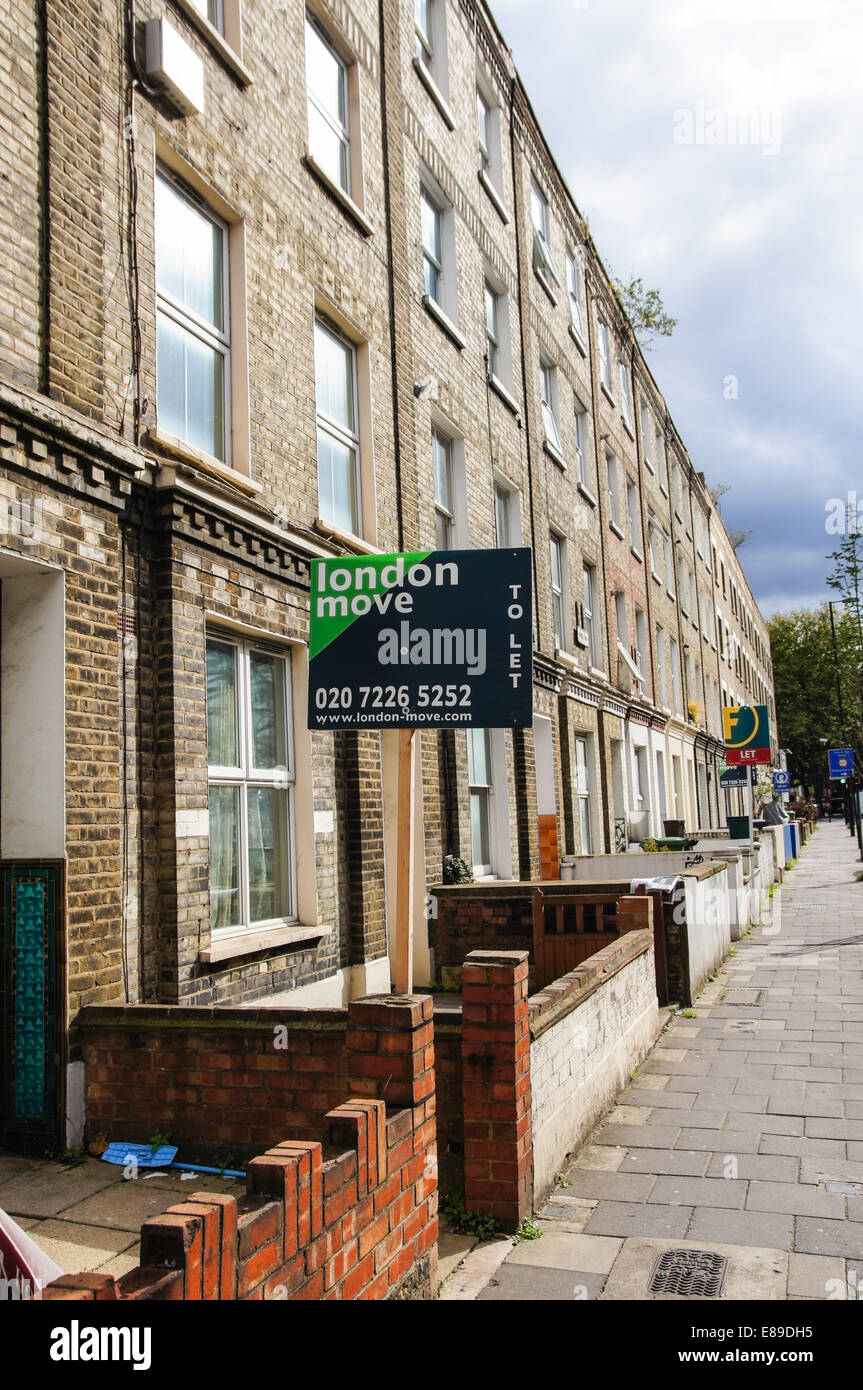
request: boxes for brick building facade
[0,0,775,1150]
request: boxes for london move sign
[308,548,533,729]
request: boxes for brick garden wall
[78,1005,350,1163]
[46,994,438,1301]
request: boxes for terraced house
[0,0,775,1153]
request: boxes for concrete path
[455,819,863,1301]
[0,1153,244,1282]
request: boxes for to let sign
[308,548,533,729]
[723,704,772,766]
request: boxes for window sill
[543,438,567,470]
[200,922,332,965]
[588,666,608,681]
[600,383,616,409]
[630,546,643,564]
[622,417,636,441]
[488,373,520,417]
[609,520,625,540]
[172,0,254,86]
[534,268,557,307]
[478,168,509,224]
[555,647,579,670]
[659,483,669,498]
[568,323,587,357]
[302,153,375,237]
[315,517,381,554]
[422,294,466,349]
[667,589,677,602]
[644,459,655,475]
[577,481,597,508]
[412,56,456,130]
[148,428,261,497]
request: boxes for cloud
[492,0,863,610]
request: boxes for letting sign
[722,704,772,765]
[308,548,533,730]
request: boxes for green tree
[768,605,861,797]
[610,276,677,348]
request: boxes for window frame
[627,478,641,554]
[574,399,589,488]
[155,167,232,466]
[494,477,521,548]
[583,561,599,668]
[432,425,456,550]
[314,313,362,537]
[539,356,562,453]
[206,634,297,937]
[565,250,586,344]
[549,530,567,652]
[530,178,560,294]
[575,736,593,853]
[619,360,634,431]
[597,316,613,397]
[305,12,353,199]
[605,450,622,531]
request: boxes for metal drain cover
[649,1248,727,1297]
[792,904,827,911]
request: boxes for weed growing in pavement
[513,1217,543,1243]
[680,1008,698,1019]
[148,1131,172,1156]
[62,1147,87,1167]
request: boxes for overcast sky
[492,0,858,617]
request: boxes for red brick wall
[45,995,438,1302]
[78,1005,350,1162]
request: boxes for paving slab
[787,1252,846,1300]
[795,1217,863,1259]
[570,1145,627,1171]
[746,1180,846,1219]
[0,1161,123,1219]
[705,1152,799,1182]
[505,1232,622,1273]
[584,1201,692,1239]
[686,1207,794,1250]
[648,1175,747,1209]
[676,1128,761,1154]
[477,1264,606,1301]
[15,1218,135,1275]
[593,1124,682,1149]
[620,1149,710,1178]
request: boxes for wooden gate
[532,890,622,989]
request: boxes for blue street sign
[773,770,791,792]
[828,748,855,779]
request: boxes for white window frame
[305,13,352,197]
[433,425,456,550]
[619,361,634,430]
[540,357,562,452]
[627,479,641,553]
[206,634,296,935]
[314,314,362,537]
[641,404,653,471]
[597,316,613,396]
[155,168,232,465]
[550,531,567,652]
[574,400,589,488]
[466,726,509,879]
[494,476,521,548]
[420,174,459,328]
[655,624,668,706]
[413,0,450,109]
[606,450,622,531]
[664,534,675,595]
[566,251,585,343]
[484,267,513,392]
[635,607,648,676]
[656,430,669,494]
[583,561,599,669]
[530,178,560,292]
[575,736,593,854]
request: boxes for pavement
[0,1154,244,1282]
[439,819,863,1302]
